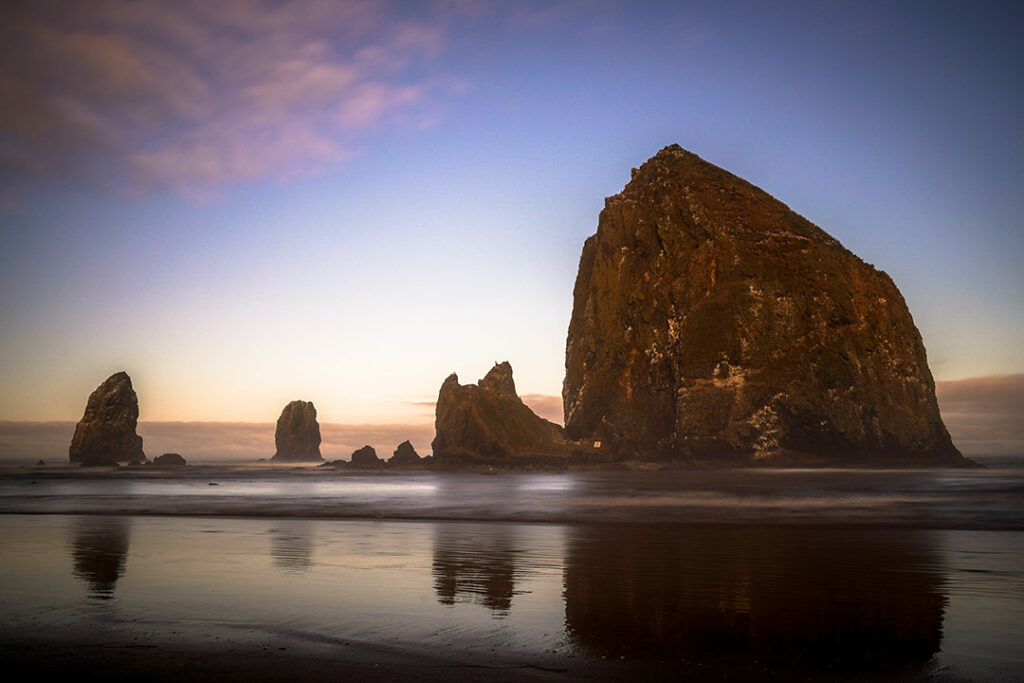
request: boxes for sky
[1,0,1022,429]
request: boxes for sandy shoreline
[1,633,961,682]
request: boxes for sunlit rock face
[564,144,965,465]
[69,371,146,464]
[271,400,322,462]
[432,362,570,465]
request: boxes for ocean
[1,462,1022,680]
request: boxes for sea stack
[271,400,322,462]
[563,145,966,465]
[350,445,385,469]
[69,371,147,464]
[432,362,569,465]
[389,440,423,467]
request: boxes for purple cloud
[0,0,452,193]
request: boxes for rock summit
[69,371,147,464]
[271,400,322,462]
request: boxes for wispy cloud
[0,0,454,194]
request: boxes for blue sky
[1,0,1022,423]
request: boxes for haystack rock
[432,362,570,465]
[389,440,422,467]
[350,445,385,469]
[271,400,322,462]
[564,145,967,466]
[69,372,147,464]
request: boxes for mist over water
[2,466,1022,529]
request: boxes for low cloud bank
[2,377,1018,462]
[0,421,434,463]
[936,375,1024,456]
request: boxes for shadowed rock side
[350,445,385,469]
[271,400,322,462]
[152,452,187,467]
[564,144,966,465]
[389,440,422,466]
[432,362,571,466]
[69,371,146,464]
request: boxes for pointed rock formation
[389,440,423,467]
[69,371,146,464]
[432,362,570,465]
[564,145,967,465]
[350,445,385,469]
[271,400,322,462]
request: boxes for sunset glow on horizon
[1,1,1022,425]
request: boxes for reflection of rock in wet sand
[432,525,520,614]
[69,516,131,599]
[563,526,944,671]
[269,522,314,573]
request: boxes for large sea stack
[564,145,966,466]
[432,362,569,466]
[271,400,322,462]
[69,371,146,464]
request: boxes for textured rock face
[350,445,385,469]
[153,452,187,467]
[432,362,569,465]
[69,372,146,464]
[271,400,322,462]
[564,145,964,465]
[389,440,422,466]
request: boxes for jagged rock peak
[69,371,146,464]
[479,361,518,399]
[564,145,966,466]
[432,362,570,465]
[389,440,422,466]
[271,400,323,462]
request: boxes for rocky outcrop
[350,445,385,469]
[69,372,146,464]
[432,362,570,465]
[564,145,966,465]
[271,400,322,462]
[389,440,422,467]
[153,452,187,467]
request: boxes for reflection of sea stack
[69,371,146,464]
[271,400,322,462]
[70,517,131,599]
[269,522,313,573]
[432,525,519,614]
[564,145,966,465]
[563,525,943,668]
[432,362,569,465]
